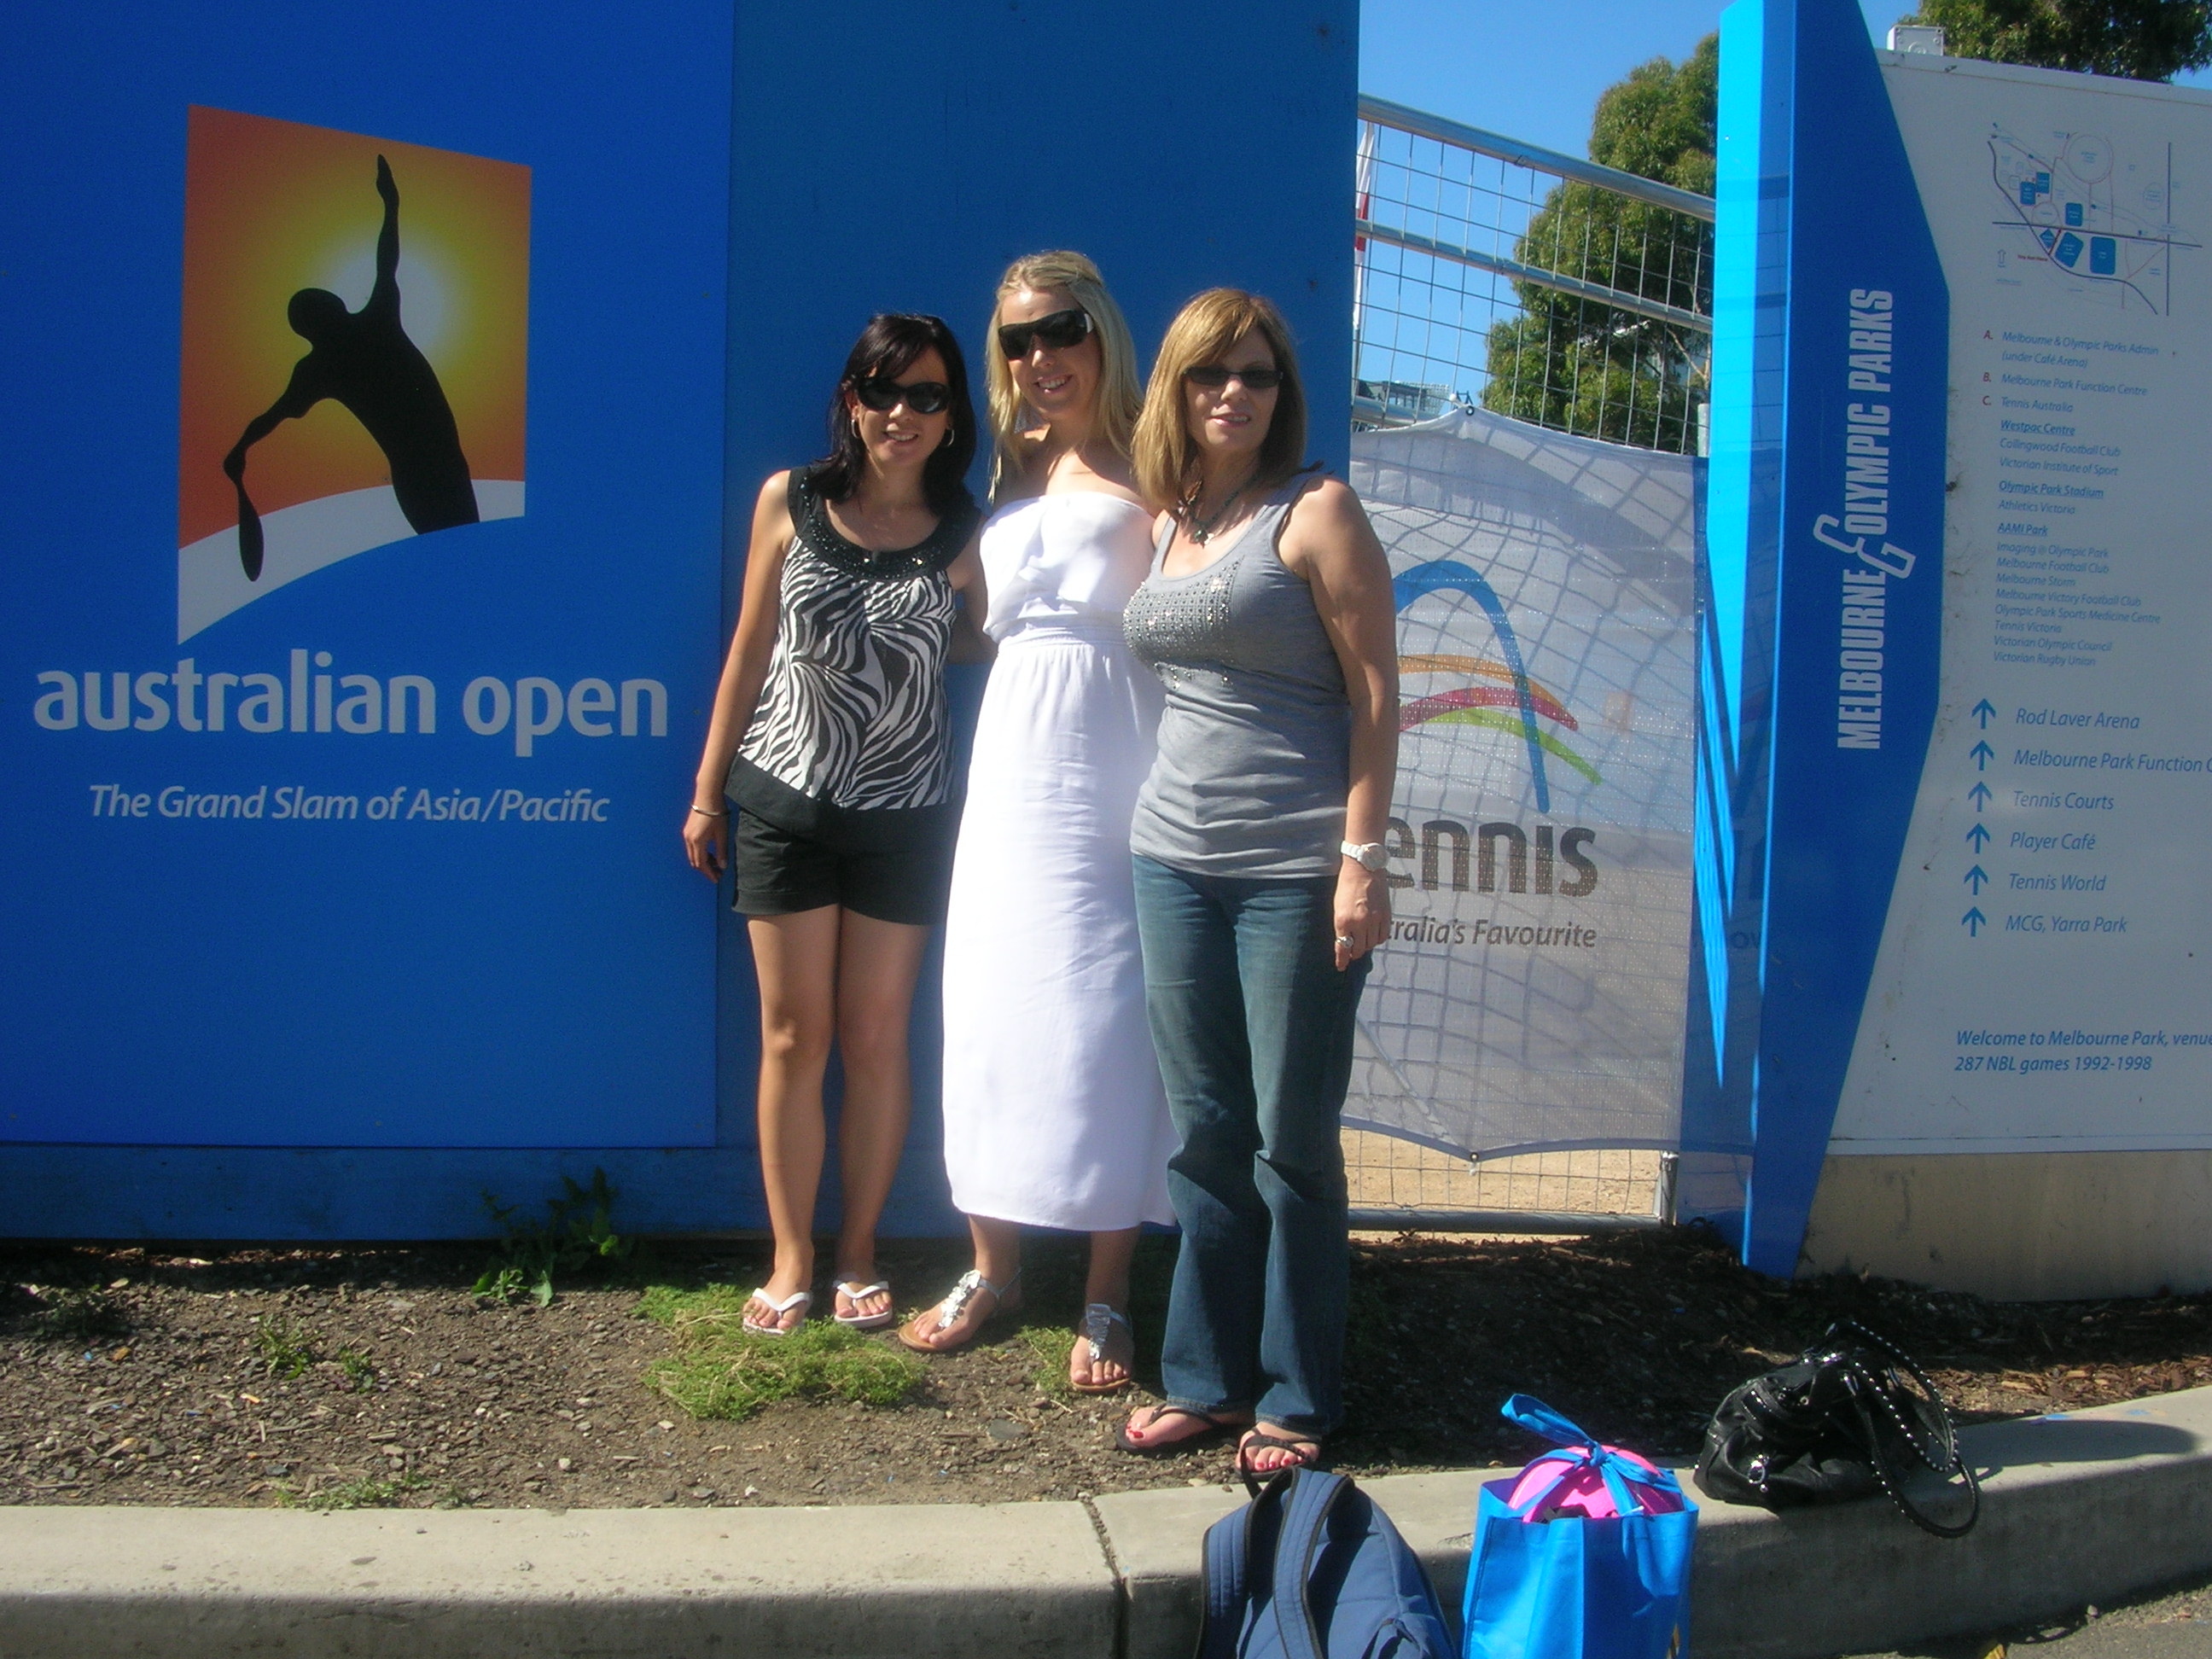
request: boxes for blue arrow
[1967,823,1992,850]
[1965,864,1988,894]
[1970,782,1993,812]
[1970,740,1995,771]
[1963,907,1987,936]
[1971,698,1997,729]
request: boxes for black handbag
[1693,1319,1981,1538]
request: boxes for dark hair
[814,312,977,515]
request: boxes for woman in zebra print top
[684,314,986,1337]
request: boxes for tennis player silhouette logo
[177,106,527,642]
[222,156,478,580]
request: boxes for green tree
[1895,0,2212,81]
[1481,35,1715,452]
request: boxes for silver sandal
[1072,1302,1133,1394]
[897,1268,1020,1353]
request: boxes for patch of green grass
[252,1313,317,1379]
[335,1348,375,1391]
[638,1284,924,1421]
[1016,1320,1080,1400]
[32,1288,129,1343]
[279,1472,432,1511]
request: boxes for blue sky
[1359,0,2211,160]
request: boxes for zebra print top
[727,468,978,836]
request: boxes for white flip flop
[741,1286,812,1336]
[832,1279,895,1330]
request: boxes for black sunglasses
[997,307,1092,359]
[1185,364,1287,391]
[853,375,952,416]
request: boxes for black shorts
[730,807,954,927]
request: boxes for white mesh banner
[1348,407,1696,1158]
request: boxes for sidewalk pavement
[3,1384,2207,1659]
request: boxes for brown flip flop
[1235,1427,1324,1478]
[1116,1404,1248,1455]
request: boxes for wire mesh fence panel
[1354,102,1714,456]
[1344,102,1712,1228]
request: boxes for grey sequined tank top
[1121,472,1349,879]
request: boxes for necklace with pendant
[1185,472,1254,544]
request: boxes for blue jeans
[1132,854,1370,1437]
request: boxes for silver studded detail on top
[1122,571,1234,669]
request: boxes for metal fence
[1352,95,1714,455]
[1342,97,1709,1231]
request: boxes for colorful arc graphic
[1401,684,1577,731]
[1394,559,1567,812]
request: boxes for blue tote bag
[1462,1396,1696,1659]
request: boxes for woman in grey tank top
[1115,290,1399,1476]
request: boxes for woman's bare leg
[970,1214,1023,1290]
[828,910,931,1323]
[747,907,841,1330]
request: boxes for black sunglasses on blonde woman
[1184,364,1286,391]
[996,308,1092,358]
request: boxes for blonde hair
[984,251,1144,502]
[1132,288,1307,516]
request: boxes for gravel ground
[2,1225,2206,1511]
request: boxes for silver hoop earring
[940,429,955,449]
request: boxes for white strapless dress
[940,492,1174,1231]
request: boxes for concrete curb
[3,1385,2208,1659]
[0,1500,1118,1659]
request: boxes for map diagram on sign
[1988,125,2197,313]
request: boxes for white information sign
[1835,55,2212,1154]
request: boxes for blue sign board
[1,5,731,1150]
[1,0,1356,1237]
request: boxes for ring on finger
[1335,934,1355,948]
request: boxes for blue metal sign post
[1689,0,1949,1273]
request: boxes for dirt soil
[3,1225,2208,1511]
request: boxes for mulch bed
[3,1224,2207,1511]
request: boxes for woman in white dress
[899,253,1175,1393]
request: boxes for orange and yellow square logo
[178,107,528,640]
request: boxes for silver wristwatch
[1341,840,1389,872]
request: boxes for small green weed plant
[474,1168,632,1307]
[32,1288,129,1343]
[253,1313,317,1379]
[1017,1322,1080,1400]
[278,1472,433,1511]
[638,1284,923,1421]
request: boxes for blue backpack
[1198,1468,1455,1659]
